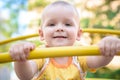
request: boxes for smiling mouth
[53,36,67,38]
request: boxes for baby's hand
[98,36,120,57]
[9,42,35,61]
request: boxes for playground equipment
[0,29,120,63]
[0,29,120,45]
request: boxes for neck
[53,57,69,65]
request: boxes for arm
[14,61,38,80]
[9,42,38,80]
[87,36,120,69]
[87,56,113,68]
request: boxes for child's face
[39,6,81,47]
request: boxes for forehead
[42,5,79,21]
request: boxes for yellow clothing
[32,57,95,80]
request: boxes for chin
[52,43,72,47]
[53,45,65,47]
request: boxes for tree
[0,0,27,38]
[0,0,27,80]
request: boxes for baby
[9,1,120,80]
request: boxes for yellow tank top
[32,57,96,80]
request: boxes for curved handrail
[0,34,39,45]
[0,29,120,45]
[0,46,120,63]
[83,29,120,35]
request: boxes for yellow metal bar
[0,34,39,45]
[0,29,120,45]
[0,46,120,63]
[83,29,120,35]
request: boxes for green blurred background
[0,0,120,80]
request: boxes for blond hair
[41,1,79,25]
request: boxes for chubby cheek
[43,28,53,37]
[68,29,78,40]
[43,29,53,45]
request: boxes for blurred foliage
[28,38,44,47]
[80,0,120,30]
[87,67,120,79]
[28,0,49,10]
[0,0,27,38]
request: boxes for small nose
[56,24,64,32]
[56,28,64,32]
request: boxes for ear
[38,28,44,41]
[76,28,82,41]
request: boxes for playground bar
[0,46,120,63]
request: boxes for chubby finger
[98,42,105,56]
[24,43,35,51]
[23,44,31,58]
[116,42,120,54]
[23,43,35,58]
[9,47,15,59]
[13,47,22,61]
[19,52,27,61]
[104,41,110,57]
[29,44,35,51]
[110,42,116,56]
